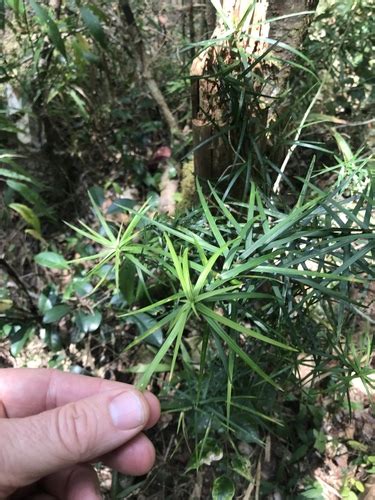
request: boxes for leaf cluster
[27,176,374,423]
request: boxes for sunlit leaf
[212,476,235,500]
[9,203,41,233]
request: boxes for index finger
[0,368,160,428]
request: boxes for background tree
[192,0,319,189]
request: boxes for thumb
[0,388,150,492]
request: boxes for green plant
[308,0,374,122]
[341,476,365,500]
[0,148,53,238]
[1,3,374,498]
[21,170,371,449]
[63,173,372,492]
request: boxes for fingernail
[109,392,146,430]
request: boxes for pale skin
[0,368,161,499]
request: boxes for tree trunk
[206,1,217,34]
[191,0,318,187]
[119,0,182,140]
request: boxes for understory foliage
[1,0,374,498]
[2,174,374,496]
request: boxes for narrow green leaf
[68,89,89,120]
[227,349,234,425]
[209,183,241,232]
[255,190,270,233]
[195,285,240,302]
[165,235,189,296]
[119,292,183,318]
[121,201,150,242]
[193,245,227,295]
[125,362,171,374]
[131,212,218,253]
[242,196,325,259]
[9,203,41,234]
[201,291,274,302]
[245,182,257,248]
[65,220,111,246]
[170,307,191,380]
[210,0,234,30]
[255,265,360,282]
[137,307,190,390]
[0,168,34,183]
[220,252,279,281]
[237,0,256,30]
[199,304,294,351]
[197,181,226,249]
[88,191,116,243]
[182,247,193,300]
[331,129,354,163]
[249,35,313,65]
[126,253,155,279]
[7,180,46,210]
[205,316,279,389]
[80,5,107,47]
[29,0,67,59]
[25,229,43,241]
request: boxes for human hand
[0,368,160,499]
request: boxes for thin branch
[119,0,183,140]
[335,118,375,129]
[0,258,40,318]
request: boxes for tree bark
[206,1,216,34]
[191,0,318,186]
